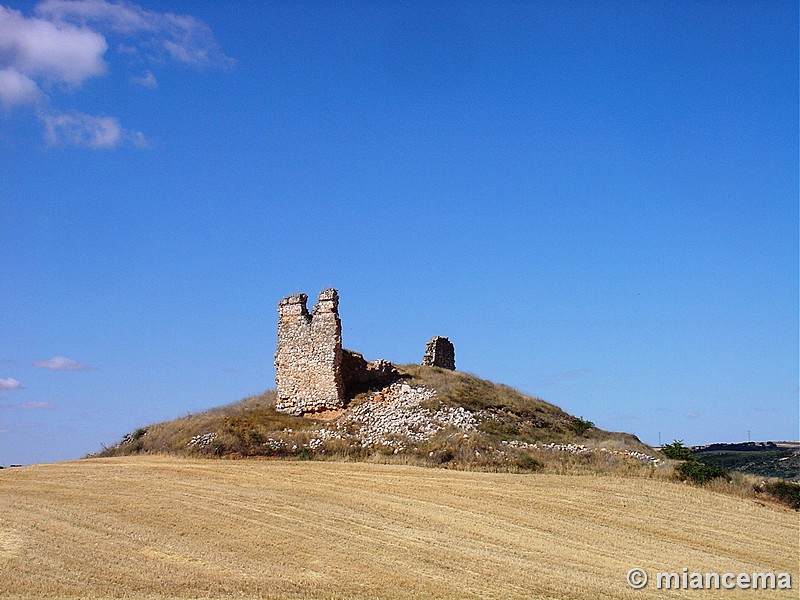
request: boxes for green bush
[571,416,595,435]
[676,460,730,484]
[763,480,800,510]
[662,440,693,461]
[512,453,543,472]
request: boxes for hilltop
[96,286,663,474]
[96,364,660,474]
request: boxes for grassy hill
[3,368,797,598]
[95,365,657,474]
[0,457,796,600]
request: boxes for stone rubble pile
[119,431,145,446]
[264,438,287,451]
[187,432,216,449]
[501,440,662,465]
[309,382,477,451]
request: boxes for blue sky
[1,0,797,465]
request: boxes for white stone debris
[307,382,477,451]
[264,438,287,451]
[187,432,216,449]
[119,431,145,445]
[500,440,662,465]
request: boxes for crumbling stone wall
[275,289,344,415]
[422,336,455,370]
[274,288,400,415]
[341,350,398,396]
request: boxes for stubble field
[0,456,797,599]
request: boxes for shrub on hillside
[663,439,731,485]
[571,416,595,435]
[511,453,543,472]
[676,460,730,484]
[760,480,800,510]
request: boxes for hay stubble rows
[0,457,796,599]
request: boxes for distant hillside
[95,365,660,474]
[692,442,800,482]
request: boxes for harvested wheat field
[0,457,797,599]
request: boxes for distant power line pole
[748,430,751,441]
[658,432,662,446]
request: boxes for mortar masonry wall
[274,288,452,415]
[274,289,343,415]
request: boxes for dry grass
[95,367,656,469]
[398,365,649,450]
[0,457,797,599]
[97,391,322,459]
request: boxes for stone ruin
[274,288,455,415]
[275,289,397,415]
[274,289,344,414]
[422,336,455,370]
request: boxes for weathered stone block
[422,336,455,370]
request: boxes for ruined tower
[422,336,455,370]
[274,289,345,415]
[275,288,432,414]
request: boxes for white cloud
[130,69,156,88]
[32,355,91,371]
[35,0,234,69]
[40,110,146,148]
[0,377,21,390]
[1,1,231,147]
[36,0,156,34]
[20,401,55,410]
[0,5,107,86]
[0,67,43,107]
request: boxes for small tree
[661,439,693,461]
[663,439,731,485]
